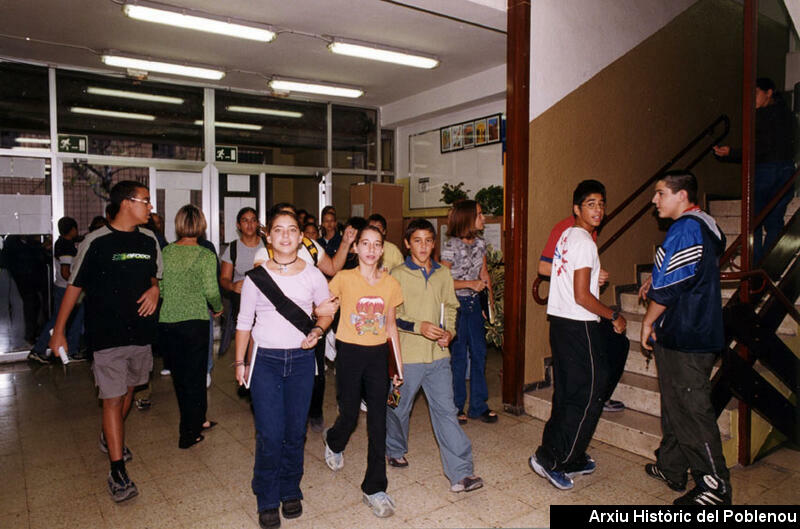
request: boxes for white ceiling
[0,0,507,107]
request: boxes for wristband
[311,325,325,335]
[611,311,620,322]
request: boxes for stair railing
[718,166,800,270]
[532,114,730,305]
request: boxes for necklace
[272,256,298,273]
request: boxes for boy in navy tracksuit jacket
[641,170,731,506]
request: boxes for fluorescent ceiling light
[122,3,275,42]
[15,137,51,145]
[71,106,156,121]
[87,86,184,104]
[329,40,439,69]
[102,54,224,80]
[194,120,262,131]
[226,105,302,119]
[269,79,363,99]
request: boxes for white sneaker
[160,369,171,376]
[360,400,367,412]
[322,428,343,471]
[362,491,395,518]
[206,373,212,388]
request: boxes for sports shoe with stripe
[673,474,731,505]
[644,463,686,491]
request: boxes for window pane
[215,92,326,167]
[332,106,377,170]
[56,70,204,160]
[0,62,50,150]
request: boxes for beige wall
[524,0,789,383]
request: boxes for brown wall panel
[524,0,789,384]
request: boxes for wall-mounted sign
[58,134,88,154]
[216,145,237,162]
[440,114,501,154]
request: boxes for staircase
[523,196,800,465]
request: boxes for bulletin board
[408,129,502,210]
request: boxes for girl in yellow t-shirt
[322,225,404,518]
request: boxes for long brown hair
[447,199,479,239]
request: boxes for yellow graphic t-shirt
[329,268,403,346]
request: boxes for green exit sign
[215,145,237,162]
[58,134,88,154]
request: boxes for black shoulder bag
[245,266,314,335]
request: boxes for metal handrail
[719,269,800,325]
[532,114,730,306]
[718,166,800,268]
[598,114,730,254]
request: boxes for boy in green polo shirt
[386,219,483,493]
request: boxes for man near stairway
[641,170,731,506]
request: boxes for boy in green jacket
[387,219,483,493]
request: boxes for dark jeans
[326,340,389,495]
[160,320,209,445]
[450,294,489,418]
[33,285,84,355]
[308,336,326,420]
[537,316,608,471]
[250,347,315,512]
[654,343,730,492]
[218,292,240,356]
[602,319,630,402]
[11,271,47,343]
[754,160,794,264]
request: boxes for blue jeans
[250,347,315,511]
[386,358,474,485]
[753,160,794,265]
[33,285,84,355]
[450,295,489,418]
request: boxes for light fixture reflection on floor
[269,79,363,99]
[193,120,262,131]
[226,105,302,119]
[328,39,439,69]
[71,107,156,121]
[122,3,276,42]
[101,55,225,80]
[87,87,184,104]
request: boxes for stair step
[622,344,659,378]
[621,288,743,315]
[709,196,800,219]
[610,372,661,416]
[523,386,735,461]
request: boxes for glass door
[0,155,53,355]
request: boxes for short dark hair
[270,202,296,216]
[367,213,387,232]
[321,205,336,218]
[268,210,299,231]
[572,180,606,207]
[659,170,698,204]
[108,180,147,219]
[404,219,436,241]
[756,77,776,92]
[346,216,368,232]
[236,206,257,224]
[447,200,479,238]
[89,216,107,232]
[57,216,78,236]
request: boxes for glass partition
[56,70,204,160]
[0,62,50,151]
[215,91,326,167]
[332,105,377,170]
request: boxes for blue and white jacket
[647,209,726,353]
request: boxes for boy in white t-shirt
[529,180,627,491]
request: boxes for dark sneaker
[281,498,303,519]
[529,454,574,490]
[134,398,151,411]
[450,475,484,493]
[565,454,596,478]
[258,508,280,529]
[99,431,133,462]
[27,350,50,364]
[107,471,138,502]
[644,463,686,492]
[673,475,731,505]
[603,399,625,412]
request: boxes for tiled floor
[1,349,798,529]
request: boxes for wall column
[502,0,531,413]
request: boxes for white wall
[530,0,697,119]
[394,98,505,183]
